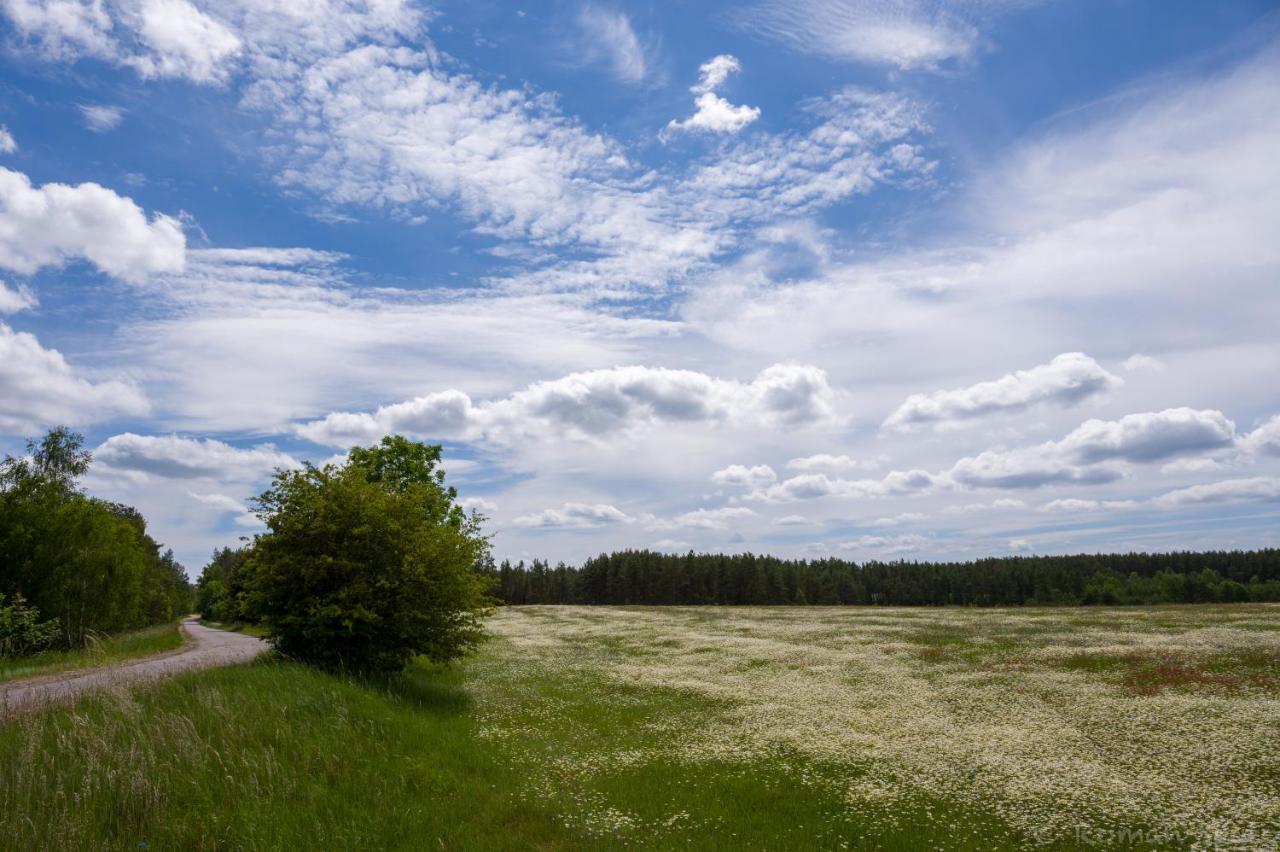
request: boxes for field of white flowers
[475,605,1280,849]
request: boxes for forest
[0,429,192,653]
[482,548,1280,607]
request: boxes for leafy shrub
[243,436,493,674]
[0,593,61,658]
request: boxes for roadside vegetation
[3,605,1277,849]
[0,622,184,683]
[0,428,192,673]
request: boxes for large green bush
[243,436,493,674]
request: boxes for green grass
[4,605,1277,850]
[0,645,1034,850]
[0,622,185,683]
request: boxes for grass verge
[0,622,185,683]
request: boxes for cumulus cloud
[187,491,260,526]
[836,533,926,554]
[460,496,498,515]
[512,502,631,529]
[573,5,647,84]
[296,363,838,447]
[1154,477,1280,508]
[941,498,1026,514]
[2,0,117,60]
[883,352,1121,432]
[786,453,887,473]
[1241,416,1280,458]
[946,408,1239,490]
[3,0,239,83]
[79,104,124,132]
[94,433,296,480]
[732,0,1016,70]
[0,126,15,153]
[749,468,939,503]
[128,0,240,83]
[0,166,185,280]
[712,463,777,489]
[668,506,756,530]
[946,448,1121,490]
[773,514,813,526]
[663,54,760,138]
[1057,408,1236,464]
[0,322,148,433]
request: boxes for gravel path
[1,619,268,716]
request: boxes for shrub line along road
[0,619,267,717]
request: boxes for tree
[0,427,192,646]
[243,436,494,674]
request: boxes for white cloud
[836,533,926,554]
[1039,498,1138,513]
[947,409,1239,490]
[1241,416,1280,458]
[573,6,647,84]
[79,103,123,132]
[94,433,297,480]
[187,491,260,527]
[129,0,240,83]
[711,463,777,489]
[867,512,926,527]
[773,514,813,526]
[663,54,760,138]
[0,126,15,153]
[1,0,117,61]
[669,506,756,530]
[1057,408,1236,464]
[1154,477,1280,508]
[1121,354,1165,373]
[459,496,498,515]
[0,280,35,313]
[941,498,1026,514]
[751,468,939,503]
[512,502,631,529]
[0,322,148,433]
[883,352,1121,432]
[297,363,838,447]
[0,166,185,280]
[786,453,887,473]
[732,0,1013,70]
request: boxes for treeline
[0,428,193,649]
[483,549,1280,607]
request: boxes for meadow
[2,605,1278,849]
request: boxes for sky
[1,0,1278,576]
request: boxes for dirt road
[1,619,268,716]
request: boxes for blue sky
[1,0,1278,575]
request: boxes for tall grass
[0,622,184,683]
[0,649,1024,850]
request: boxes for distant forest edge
[481,549,1280,607]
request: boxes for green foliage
[0,622,184,683]
[0,428,193,648]
[194,546,251,622]
[242,436,494,674]
[486,548,1280,607]
[0,592,60,658]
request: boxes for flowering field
[4,605,1278,849]
[472,605,1280,849]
